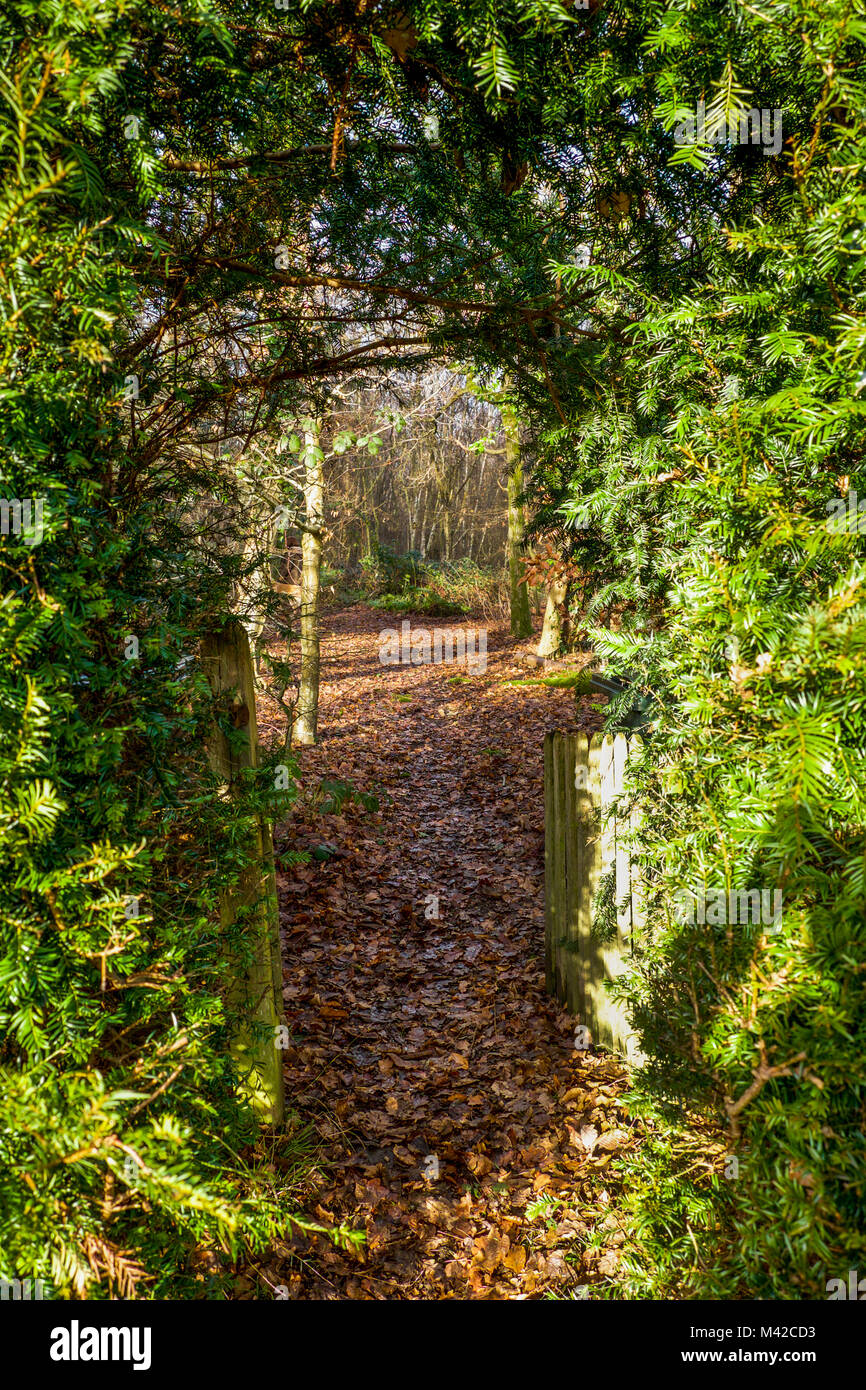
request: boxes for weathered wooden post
[544,728,643,1062]
[552,729,569,1000]
[201,619,285,1126]
[563,732,584,1017]
[543,732,557,995]
[581,732,606,1039]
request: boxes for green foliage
[534,0,866,1299]
[0,0,323,1297]
[312,778,380,816]
[360,543,427,598]
[370,588,469,617]
[609,1131,741,1300]
[506,669,593,690]
[364,554,507,619]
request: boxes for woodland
[1,0,865,1309]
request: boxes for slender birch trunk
[502,392,532,638]
[292,422,323,746]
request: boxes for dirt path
[258,606,637,1300]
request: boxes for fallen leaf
[472,1234,509,1271]
[595,1129,630,1152]
[503,1245,527,1274]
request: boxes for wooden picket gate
[543,731,643,1062]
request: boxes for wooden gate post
[544,728,643,1061]
[552,730,569,1000]
[201,619,285,1126]
[543,732,557,994]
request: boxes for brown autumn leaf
[472,1233,509,1271]
[503,1244,527,1274]
[595,1129,630,1152]
[578,1124,599,1153]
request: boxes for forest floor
[254,604,643,1300]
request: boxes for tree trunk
[502,394,532,638]
[537,579,568,658]
[421,502,436,558]
[403,481,418,553]
[292,422,323,746]
[442,508,452,562]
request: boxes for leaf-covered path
[260,606,638,1299]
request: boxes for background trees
[322,369,507,567]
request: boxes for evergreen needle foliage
[2,0,864,1302]
[542,0,866,1299]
